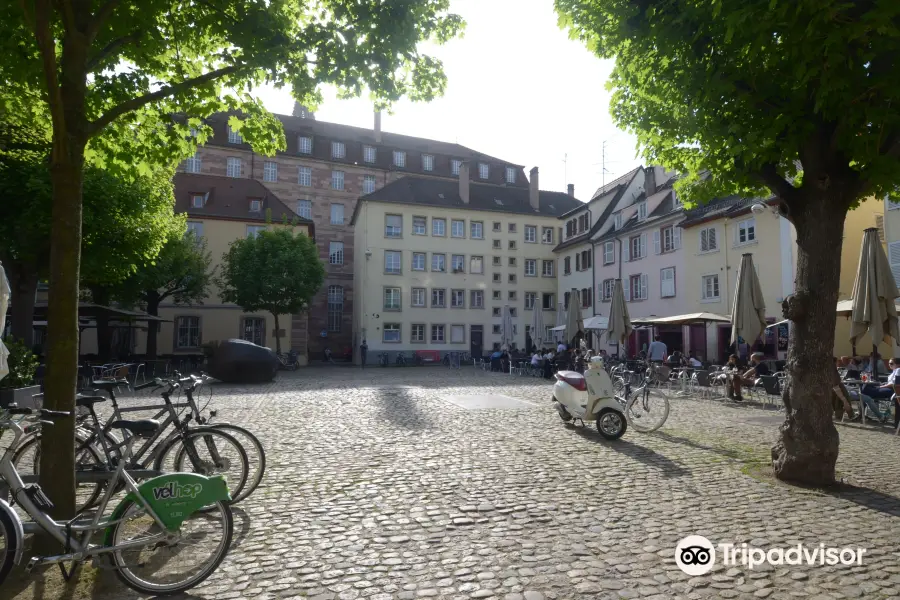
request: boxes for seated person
[688,353,703,368]
[840,356,861,381]
[531,352,542,368]
[863,355,889,378]
[725,352,768,401]
[860,361,900,426]
[846,389,888,422]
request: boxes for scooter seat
[556,370,584,380]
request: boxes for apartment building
[186,104,530,361]
[351,165,581,361]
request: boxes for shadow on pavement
[650,430,764,462]
[376,387,432,430]
[230,506,253,548]
[821,484,900,518]
[572,426,690,478]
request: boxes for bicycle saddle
[75,394,107,407]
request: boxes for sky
[256,0,642,203]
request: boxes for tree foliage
[218,227,324,354]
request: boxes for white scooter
[552,356,628,440]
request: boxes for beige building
[350,166,581,361]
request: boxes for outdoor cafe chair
[690,370,715,400]
[758,375,782,409]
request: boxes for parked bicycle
[277,349,300,370]
[378,352,389,367]
[395,352,408,366]
[614,363,673,432]
[0,405,233,594]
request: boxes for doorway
[470,325,483,359]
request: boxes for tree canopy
[218,227,325,354]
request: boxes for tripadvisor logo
[151,481,203,501]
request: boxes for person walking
[359,339,368,368]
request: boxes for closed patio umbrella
[849,227,900,374]
[607,279,633,346]
[500,305,514,350]
[0,262,9,381]
[730,253,767,349]
[565,288,584,348]
[554,302,565,342]
[531,302,545,351]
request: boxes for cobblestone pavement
[4,367,900,600]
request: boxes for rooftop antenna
[563,153,568,188]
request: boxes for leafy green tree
[218,228,324,355]
[2,1,462,517]
[555,0,900,484]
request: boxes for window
[431,325,446,343]
[227,125,242,144]
[637,201,647,220]
[661,267,676,298]
[508,223,517,233]
[393,150,406,168]
[241,317,265,346]
[451,219,465,238]
[249,199,262,212]
[411,288,426,307]
[493,222,502,232]
[451,159,462,175]
[191,194,205,208]
[542,260,555,277]
[385,214,402,238]
[581,287,592,308]
[298,166,312,186]
[383,324,401,343]
[630,274,648,301]
[471,221,483,239]
[385,251,402,274]
[226,157,241,177]
[505,166,516,184]
[524,292,536,310]
[492,308,502,317]
[175,316,201,349]
[422,154,434,171]
[604,241,614,264]
[450,325,465,344]
[330,204,345,225]
[298,136,312,154]
[246,225,265,238]
[363,145,376,163]
[524,259,536,277]
[297,200,311,219]
[470,290,484,308]
[492,324,502,334]
[629,234,646,260]
[492,240,502,249]
[433,218,446,236]
[185,153,201,173]
[524,225,536,243]
[578,213,589,233]
[478,163,489,179]
[412,252,426,271]
[508,257,517,267]
[451,289,465,308]
[331,141,345,159]
[702,274,720,300]
[493,290,502,300]
[614,213,622,230]
[431,253,446,272]
[542,293,555,310]
[563,256,571,275]
[452,254,465,273]
[492,273,501,283]
[492,256,502,266]
[331,170,345,191]
[577,249,592,271]
[431,289,446,308]
[263,161,278,182]
[470,256,484,274]
[737,218,756,244]
[186,221,204,239]
[384,287,401,310]
[508,291,517,301]
[508,274,517,284]
[329,242,344,264]
[508,240,517,250]
[363,175,376,195]
[509,308,518,317]
[327,286,343,332]
[542,227,554,244]
[700,227,718,252]
[413,216,427,235]
[411,324,425,343]
[602,279,614,302]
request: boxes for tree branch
[87,0,124,42]
[88,64,244,134]
[87,30,141,71]
[756,163,798,204]
[26,0,66,143]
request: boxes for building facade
[187,105,530,361]
[351,166,581,361]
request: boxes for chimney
[374,110,382,143]
[459,161,470,204]
[567,183,575,197]
[529,167,540,211]
[292,102,315,119]
[644,166,656,194]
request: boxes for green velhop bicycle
[0,404,233,595]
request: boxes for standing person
[359,339,368,368]
[647,335,668,364]
[557,340,567,353]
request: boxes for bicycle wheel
[0,507,16,586]
[625,385,671,433]
[12,431,107,512]
[110,498,233,595]
[180,424,265,503]
[154,428,249,504]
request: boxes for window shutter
[575,254,581,271]
[889,242,900,286]
[641,274,648,300]
[875,214,886,242]
[709,227,717,250]
[640,233,647,258]
[700,229,707,252]
[623,281,631,301]
[623,240,630,262]
[674,226,682,249]
[653,230,661,254]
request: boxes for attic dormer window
[250,199,262,212]
[637,201,648,220]
[191,194,205,208]
[614,213,622,230]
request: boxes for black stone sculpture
[207,338,279,383]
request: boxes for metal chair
[758,375,782,409]
[691,370,714,399]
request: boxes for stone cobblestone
[4,367,900,599]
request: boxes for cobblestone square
[4,367,900,600]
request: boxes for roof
[594,186,680,243]
[173,173,313,233]
[590,167,642,201]
[349,176,583,224]
[679,195,774,228]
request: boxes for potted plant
[0,337,41,408]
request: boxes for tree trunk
[145,291,161,359]
[272,312,281,354]
[7,265,39,347]
[772,194,848,486]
